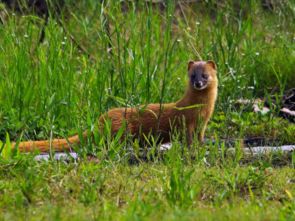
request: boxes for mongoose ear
[206,60,216,70]
[188,60,194,71]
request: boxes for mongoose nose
[196,81,203,88]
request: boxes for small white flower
[196,21,200,25]
[24,34,29,38]
[255,52,260,56]
[229,67,236,75]
[61,41,65,45]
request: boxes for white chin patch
[194,84,208,90]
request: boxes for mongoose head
[187,60,217,91]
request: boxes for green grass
[0,1,295,220]
[0,156,294,221]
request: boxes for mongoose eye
[202,73,208,79]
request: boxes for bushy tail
[12,132,88,152]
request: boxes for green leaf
[107,95,130,107]
[2,133,12,159]
[0,140,4,156]
[174,104,205,111]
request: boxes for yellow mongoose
[13,60,218,152]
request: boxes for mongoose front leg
[186,123,195,147]
[198,121,208,143]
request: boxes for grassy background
[0,0,294,141]
[0,0,294,220]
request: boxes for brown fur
[99,60,218,145]
[13,132,88,152]
[12,60,218,152]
